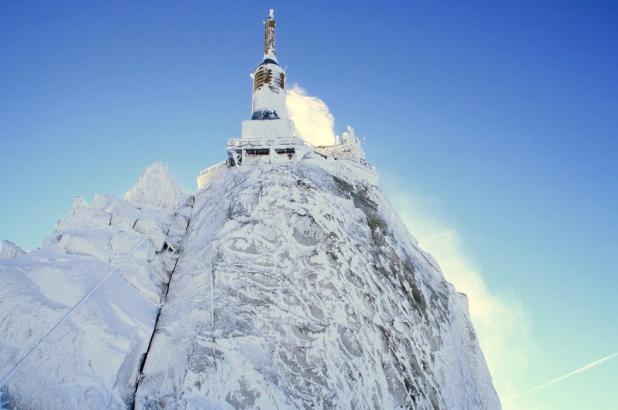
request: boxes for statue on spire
[249,9,287,121]
[264,9,277,61]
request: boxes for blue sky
[1,1,617,408]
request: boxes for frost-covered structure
[0,9,500,410]
[216,9,365,175]
[319,126,366,162]
[249,9,288,123]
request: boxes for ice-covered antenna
[269,9,274,19]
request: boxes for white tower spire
[250,9,287,121]
[237,10,294,147]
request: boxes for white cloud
[286,84,337,146]
[387,191,532,407]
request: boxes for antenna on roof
[269,9,274,19]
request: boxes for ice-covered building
[225,9,304,168]
[197,9,371,189]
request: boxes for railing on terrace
[225,136,375,173]
[227,137,305,148]
[197,161,228,189]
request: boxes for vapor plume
[386,189,531,403]
[286,84,337,146]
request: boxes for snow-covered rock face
[134,158,500,409]
[0,159,500,409]
[0,164,193,410]
[0,241,25,260]
[125,162,186,209]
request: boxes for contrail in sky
[504,352,618,402]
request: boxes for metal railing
[227,136,304,148]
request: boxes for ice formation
[125,162,185,209]
[0,241,25,260]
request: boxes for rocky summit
[0,157,500,409]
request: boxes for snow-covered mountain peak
[124,162,185,209]
[0,157,500,409]
[133,157,500,409]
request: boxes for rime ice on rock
[125,161,185,209]
[0,163,193,409]
[0,240,25,260]
[136,159,501,409]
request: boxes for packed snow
[1,165,192,409]
[0,241,25,261]
[0,156,500,409]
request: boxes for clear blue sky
[1,1,616,408]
